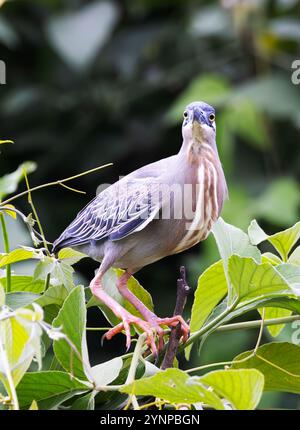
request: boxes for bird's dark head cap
[181,101,216,144]
[183,101,215,130]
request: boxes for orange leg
[116,272,190,351]
[90,270,157,354]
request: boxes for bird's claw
[101,313,190,356]
[101,312,158,355]
[155,315,190,343]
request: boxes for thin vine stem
[124,333,147,410]
[23,169,49,253]
[0,163,113,207]
[86,315,300,336]
[0,214,11,292]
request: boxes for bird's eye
[209,113,215,122]
[183,111,188,119]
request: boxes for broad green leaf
[261,252,282,265]
[52,285,91,381]
[288,246,300,265]
[0,249,35,268]
[36,284,68,308]
[52,260,75,291]
[248,220,300,262]
[87,268,154,330]
[90,357,123,386]
[5,292,40,310]
[220,296,300,327]
[190,260,228,334]
[212,218,261,268]
[33,257,55,280]
[186,260,228,360]
[166,74,230,123]
[0,307,43,393]
[71,391,95,410]
[16,371,91,409]
[0,161,37,200]
[259,307,292,337]
[58,247,87,265]
[201,369,264,410]
[228,255,293,304]
[232,342,300,394]
[276,264,300,294]
[120,368,224,409]
[0,275,45,293]
[34,257,75,291]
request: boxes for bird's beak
[192,109,206,140]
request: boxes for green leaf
[0,161,37,200]
[90,357,123,386]
[52,261,75,291]
[52,285,91,381]
[261,252,282,265]
[0,249,35,268]
[71,391,95,410]
[33,257,55,280]
[201,369,264,410]
[259,307,292,337]
[276,264,300,291]
[120,368,224,409]
[0,275,45,293]
[187,260,228,360]
[212,218,261,268]
[34,257,75,291]
[190,261,228,334]
[16,371,91,409]
[228,255,294,304]
[166,74,230,123]
[232,342,300,394]
[87,268,154,329]
[5,292,40,310]
[220,296,300,326]
[248,220,300,262]
[0,306,44,393]
[58,247,87,265]
[288,246,300,265]
[36,284,68,308]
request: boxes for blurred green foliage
[1,0,300,409]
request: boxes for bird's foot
[101,309,159,355]
[149,315,190,350]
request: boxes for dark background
[1,0,300,408]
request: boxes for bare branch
[161,266,190,370]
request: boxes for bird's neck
[179,136,217,167]
[178,136,228,214]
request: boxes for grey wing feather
[52,179,162,252]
